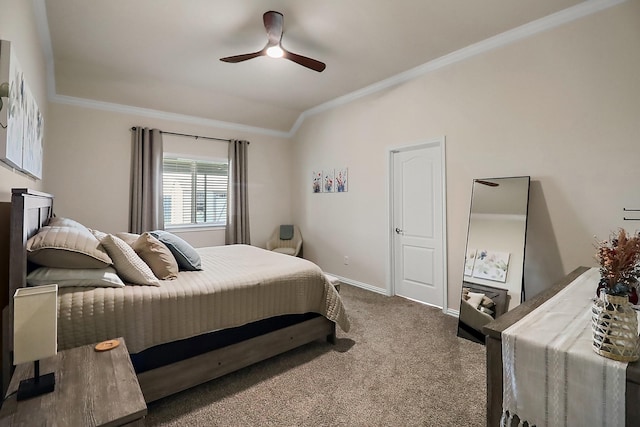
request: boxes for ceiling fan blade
[263,11,284,45]
[282,49,326,72]
[220,50,265,63]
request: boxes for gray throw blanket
[279,225,294,240]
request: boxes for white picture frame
[472,250,510,283]
[0,40,43,179]
[335,167,348,192]
[312,170,322,193]
[323,169,334,193]
[0,40,24,170]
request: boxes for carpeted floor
[146,284,487,426]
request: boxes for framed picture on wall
[323,169,334,193]
[0,40,24,170]
[335,167,348,192]
[21,83,43,179]
[312,170,322,193]
[0,39,43,179]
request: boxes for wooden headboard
[2,188,54,395]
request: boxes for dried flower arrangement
[595,228,640,296]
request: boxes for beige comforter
[57,244,349,353]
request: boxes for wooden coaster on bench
[95,339,120,352]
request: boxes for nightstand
[0,338,147,426]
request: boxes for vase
[591,293,640,362]
[596,281,606,298]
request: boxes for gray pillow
[26,226,112,269]
[150,231,202,271]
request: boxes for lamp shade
[14,284,58,365]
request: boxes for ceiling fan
[220,11,326,73]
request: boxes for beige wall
[0,0,47,201]
[291,2,640,310]
[45,103,293,248]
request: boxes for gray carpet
[146,284,487,426]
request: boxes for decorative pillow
[466,292,485,309]
[132,233,179,280]
[481,295,495,309]
[27,267,125,288]
[150,230,202,271]
[47,217,87,229]
[26,226,112,269]
[100,234,160,286]
[90,229,108,242]
[479,306,495,317]
[115,232,141,246]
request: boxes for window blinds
[163,157,229,226]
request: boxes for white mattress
[57,244,350,353]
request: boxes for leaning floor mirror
[457,176,531,344]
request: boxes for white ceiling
[41,0,590,135]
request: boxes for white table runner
[501,268,638,427]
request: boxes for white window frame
[162,153,228,231]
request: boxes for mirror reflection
[457,176,531,344]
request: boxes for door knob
[395,228,403,234]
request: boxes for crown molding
[51,94,292,138]
[34,0,625,139]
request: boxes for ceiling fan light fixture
[219,11,326,72]
[266,45,284,58]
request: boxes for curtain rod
[130,127,242,143]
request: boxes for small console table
[483,266,640,426]
[0,338,147,426]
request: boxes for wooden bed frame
[483,266,640,426]
[2,188,336,403]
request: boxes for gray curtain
[225,139,250,245]
[130,127,164,233]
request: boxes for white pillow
[27,267,125,288]
[466,292,485,309]
[47,217,87,229]
[90,228,108,242]
[115,232,141,246]
[101,234,160,286]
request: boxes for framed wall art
[323,169,334,193]
[0,40,43,179]
[312,167,349,194]
[335,167,348,192]
[312,170,322,193]
[471,250,510,283]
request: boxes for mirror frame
[457,176,531,344]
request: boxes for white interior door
[392,143,444,307]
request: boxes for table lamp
[13,284,58,400]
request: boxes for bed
[2,188,349,403]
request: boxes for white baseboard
[327,273,462,319]
[446,308,460,318]
[325,273,392,296]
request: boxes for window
[162,156,228,227]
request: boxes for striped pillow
[101,234,160,286]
